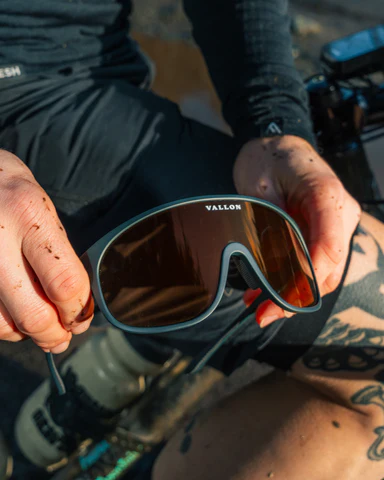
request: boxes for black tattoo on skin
[352,385,384,461]
[303,226,384,373]
[333,226,384,320]
[179,415,198,455]
[302,226,384,462]
[332,226,384,320]
[302,318,384,372]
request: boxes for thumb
[233,140,287,209]
[252,174,287,210]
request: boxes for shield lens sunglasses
[81,195,321,334]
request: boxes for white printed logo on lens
[205,205,241,211]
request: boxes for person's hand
[233,135,361,327]
[0,150,94,353]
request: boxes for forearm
[183,0,315,147]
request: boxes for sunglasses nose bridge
[221,243,261,291]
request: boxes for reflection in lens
[99,199,317,328]
[99,208,222,328]
[247,203,316,308]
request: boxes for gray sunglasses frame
[81,195,322,334]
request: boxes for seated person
[0,1,381,479]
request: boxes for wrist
[240,135,318,162]
[232,114,317,151]
[250,135,314,150]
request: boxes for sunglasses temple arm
[44,252,92,396]
[186,293,272,375]
[45,352,67,396]
[43,295,264,396]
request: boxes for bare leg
[153,371,375,480]
[153,212,384,480]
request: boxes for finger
[243,288,262,307]
[255,266,315,327]
[298,177,346,294]
[322,203,361,294]
[255,299,290,328]
[0,243,72,352]
[70,294,94,336]
[0,298,26,342]
[19,194,94,333]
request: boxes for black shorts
[0,66,351,375]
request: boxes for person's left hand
[233,135,361,328]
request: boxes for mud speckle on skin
[332,421,341,428]
[309,158,314,162]
[59,226,64,231]
[299,434,308,447]
[0,168,3,172]
[54,255,60,260]
[32,224,40,230]
[33,277,38,283]
[45,247,52,253]
[42,197,46,202]
[79,300,86,316]
[0,226,4,229]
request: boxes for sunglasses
[47,195,322,393]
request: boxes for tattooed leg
[290,212,384,473]
[153,213,384,480]
[351,385,384,461]
[153,370,373,480]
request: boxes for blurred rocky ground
[131,0,383,78]
[129,0,384,132]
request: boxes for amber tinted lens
[99,205,224,328]
[243,202,316,308]
[99,200,316,328]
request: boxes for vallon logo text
[205,204,241,211]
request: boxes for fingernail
[71,321,91,335]
[50,341,70,355]
[79,295,95,320]
[259,314,279,328]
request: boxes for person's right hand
[0,150,94,353]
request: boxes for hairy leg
[153,212,384,480]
